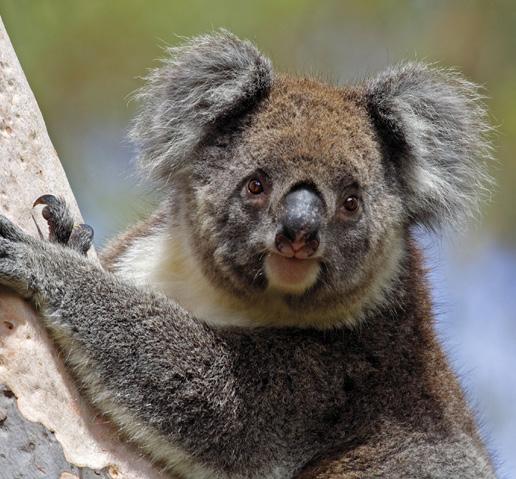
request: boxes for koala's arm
[0,216,268,474]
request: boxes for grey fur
[130,30,273,185]
[366,62,493,228]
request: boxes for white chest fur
[111,223,405,330]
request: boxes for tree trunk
[0,17,165,479]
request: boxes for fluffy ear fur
[130,30,273,185]
[365,63,492,229]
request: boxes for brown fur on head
[129,31,491,328]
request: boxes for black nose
[275,186,324,258]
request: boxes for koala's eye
[248,179,264,195]
[343,195,360,212]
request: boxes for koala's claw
[33,195,94,255]
[34,194,75,245]
[69,224,94,256]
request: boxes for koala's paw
[0,215,39,298]
[34,194,94,255]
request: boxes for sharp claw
[69,224,95,255]
[31,195,92,254]
[76,224,94,241]
[33,194,60,208]
[33,195,61,221]
[32,194,74,244]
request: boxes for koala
[0,31,496,478]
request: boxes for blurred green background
[1,0,515,476]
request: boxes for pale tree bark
[0,17,166,479]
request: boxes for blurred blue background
[1,1,514,476]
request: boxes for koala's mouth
[264,253,321,295]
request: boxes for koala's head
[131,31,491,328]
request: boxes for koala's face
[186,76,404,321]
[131,32,490,327]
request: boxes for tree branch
[0,17,166,479]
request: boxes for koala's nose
[275,186,324,259]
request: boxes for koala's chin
[264,254,321,295]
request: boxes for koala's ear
[130,30,273,185]
[365,63,492,229]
